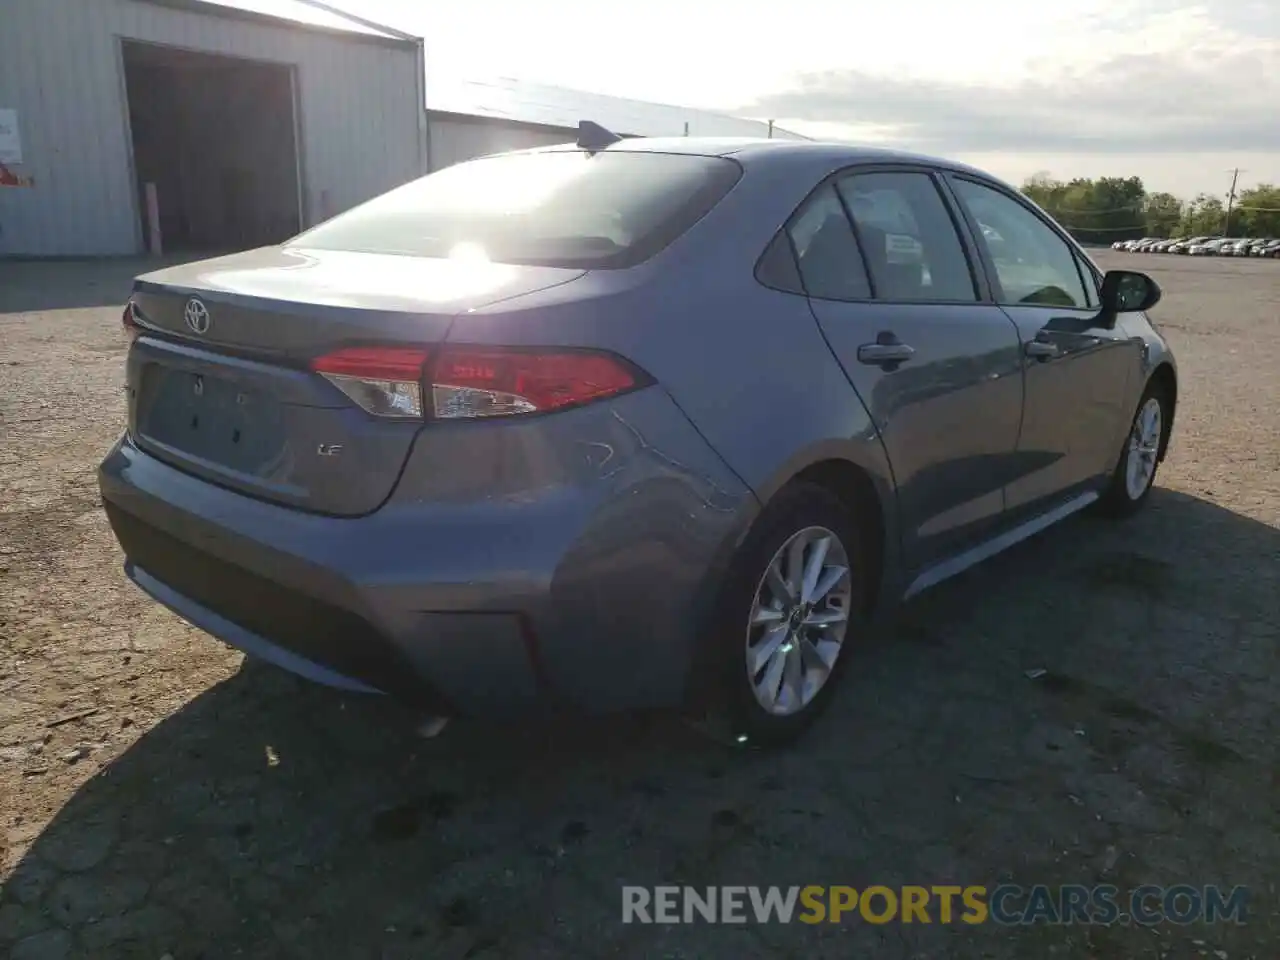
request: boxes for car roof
[505,135,1009,184]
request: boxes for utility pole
[1224,167,1243,235]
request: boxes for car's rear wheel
[1098,384,1167,517]
[698,482,868,747]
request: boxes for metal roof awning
[142,0,418,44]
[425,73,808,141]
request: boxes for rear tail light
[122,301,141,341]
[311,346,429,418]
[431,348,639,419]
[309,346,644,420]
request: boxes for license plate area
[137,366,287,475]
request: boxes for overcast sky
[352,0,1278,198]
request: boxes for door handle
[858,333,916,366]
[1025,339,1059,360]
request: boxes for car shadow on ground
[5,489,1278,958]
[0,256,209,314]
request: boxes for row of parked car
[1113,236,1280,257]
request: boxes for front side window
[835,171,977,302]
[290,150,743,269]
[950,178,1091,309]
[1074,251,1100,309]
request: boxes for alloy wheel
[744,525,852,716]
[1125,396,1163,500]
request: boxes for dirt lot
[2,251,1278,959]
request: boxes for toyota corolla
[100,127,1177,745]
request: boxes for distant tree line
[1019,173,1280,245]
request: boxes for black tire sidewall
[709,482,868,747]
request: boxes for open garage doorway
[122,40,302,254]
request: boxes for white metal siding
[427,115,573,170]
[0,0,422,256]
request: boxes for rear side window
[756,231,805,294]
[786,185,872,300]
[290,150,743,269]
[835,171,977,302]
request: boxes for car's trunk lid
[127,246,584,516]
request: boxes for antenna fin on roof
[577,120,623,152]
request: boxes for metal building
[0,0,803,258]
[0,0,426,257]
[424,74,807,170]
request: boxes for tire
[1098,383,1168,518]
[696,482,869,748]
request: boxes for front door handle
[858,333,916,366]
[1025,339,1059,360]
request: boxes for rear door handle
[1025,339,1059,360]
[857,335,916,366]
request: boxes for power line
[1049,216,1280,234]
[1033,202,1280,217]
[1032,202,1146,214]
[1049,222,1173,233]
[1057,206,1280,216]
[1025,177,1279,217]
[1034,202,1276,216]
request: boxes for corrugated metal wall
[427,115,575,170]
[0,0,423,257]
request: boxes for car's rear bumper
[98,387,757,717]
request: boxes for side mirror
[1099,269,1161,318]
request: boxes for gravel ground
[1,252,1277,959]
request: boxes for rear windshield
[289,150,743,269]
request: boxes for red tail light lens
[122,301,141,341]
[309,346,644,420]
[312,346,430,418]
[431,348,639,419]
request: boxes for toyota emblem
[184,297,211,335]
